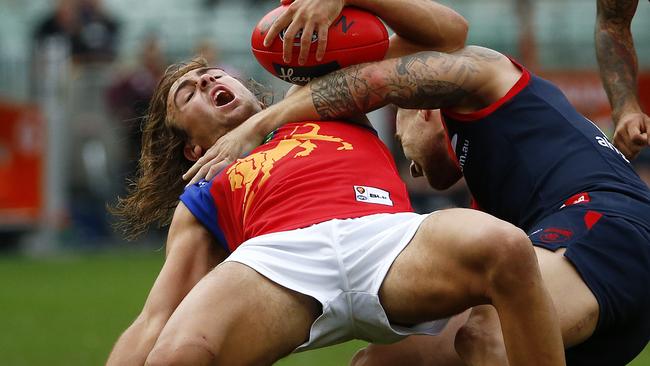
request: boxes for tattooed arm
[263,46,516,124]
[595,0,649,159]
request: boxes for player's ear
[184,144,203,162]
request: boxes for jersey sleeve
[179,180,229,252]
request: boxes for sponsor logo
[273,62,341,85]
[595,135,629,163]
[538,228,573,243]
[353,185,393,206]
[455,137,470,171]
[560,192,590,209]
[587,118,629,163]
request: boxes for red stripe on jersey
[441,58,531,122]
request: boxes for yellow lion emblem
[227,123,353,219]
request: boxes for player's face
[395,108,439,179]
[167,67,262,150]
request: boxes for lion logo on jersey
[227,123,353,219]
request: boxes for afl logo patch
[353,185,393,206]
[539,228,573,243]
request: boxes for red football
[251,6,389,85]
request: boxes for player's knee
[481,224,538,290]
[146,340,217,366]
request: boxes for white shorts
[223,212,450,352]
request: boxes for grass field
[0,250,647,365]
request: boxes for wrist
[613,101,643,122]
[249,105,281,143]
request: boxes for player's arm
[106,203,226,365]
[595,0,649,159]
[349,0,468,57]
[260,47,508,127]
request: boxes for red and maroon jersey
[440,61,650,231]
[180,121,413,252]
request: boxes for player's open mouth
[213,89,235,108]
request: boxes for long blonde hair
[111,58,273,240]
[111,58,207,240]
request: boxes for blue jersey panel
[179,179,229,252]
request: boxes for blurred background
[0,0,648,364]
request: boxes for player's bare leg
[454,305,506,365]
[144,262,320,366]
[455,247,599,365]
[380,208,565,366]
[350,310,469,366]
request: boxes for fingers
[264,8,291,48]
[186,156,232,187]
[282,18,302,63]
[298,23,315,65]
[316,25,328,61]
[183,156,208,181]
[613,131,636,160]
[205,159,233,181]
[182,144,224,182]
[264,1,332,64]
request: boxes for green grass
[0,251,647,365]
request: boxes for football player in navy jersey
[194,45,650,365]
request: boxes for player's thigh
[350,310,469,366]
[535,247,599,347]
[380,208,532,325]
[151,261,320,365]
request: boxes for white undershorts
[223,212,450,352]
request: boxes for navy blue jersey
[441,62,650,231]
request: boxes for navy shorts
[527,192,650,366]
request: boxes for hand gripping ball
[252,6,389,85]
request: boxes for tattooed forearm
[311,66,364,120]
[388,53,469,108]
[595,0,640,117]
[311,50,485,119]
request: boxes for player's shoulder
[454,46,523,105]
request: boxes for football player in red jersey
[106,1,565,365]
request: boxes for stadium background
[0,0,648,364]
